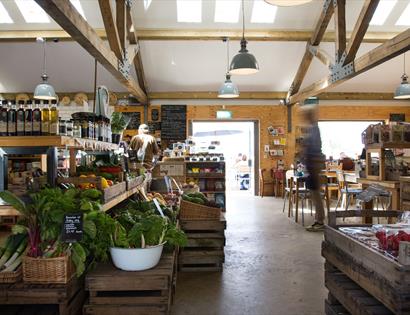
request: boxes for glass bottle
[25,100,33,136]
[16,100,25,136]
[32,100,42,136]
[73,119,81,138]
[49,100,59,136]
[66,119,73,137]
[41,100,50,135]
[59,119,66,136]
[7,100,17,136]
[0,100,8,136]
[97,116,104,141]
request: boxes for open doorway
[191,121,257,195]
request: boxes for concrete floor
[173,192,327,315]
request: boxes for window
[0,2,13,23]
[70,0,86,20]
[318,121,381,159]
[15,0,50,23]
[177,0,202,23]
[370,0,397,25]
[396,3,410,26]
[251,0,277,24]
[214,0,240,23]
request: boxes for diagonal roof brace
[307,44,334,69]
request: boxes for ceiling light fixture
[230,0,259,75]
[34,37,57,100]
[218,38,239,98]
[394,53,410,99]
[264,0,312,6]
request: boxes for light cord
[226,38,230,73]
[242,0,245,39]
[43,39,47,76]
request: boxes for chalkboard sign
[161,105,187,141]
[124,112,141,130]
[62,213,83,243]
[390,113,405,122]
[148,121,161,133]
[151,109,159,121]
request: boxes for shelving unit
[185,161,226,210]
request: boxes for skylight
[0,2,13,23]
[144,0,152,11]
[396,3,410,26]
[370,0,397,25]
[177,0,202,23]
[70,0,86,20]
[251,0,277,24]
[15,0,50,23]
[214,0,240,23]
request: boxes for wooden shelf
[102,186,141,212]
[186,161,225,163]
[0,136,118,151]
[201,190,225,193]
[0,205,20,216]
[365,142,410,149]
[187,174,225,179]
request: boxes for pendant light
[229,0,259,75]
[34,37,57,100]
[264,0,313,6]
[218,38,239,98]
[394,53,410,100]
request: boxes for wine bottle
[25,100,33,136]
[0,100,8,136]
[49,100,59,135]
[41,100,50,136]
[32,100,42,136]
[7,100,16,136]
[16,100,25,136]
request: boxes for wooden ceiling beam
[287,0,334,99]
[334,0,346,62]
[0,29,400,43]
[0,91,397,101]
[116,0,127,51]
[98,0,122,60]
[128,4,148,97]
[343,0,380,65]
[289,29,410,104]
[34,0,147,103]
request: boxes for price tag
[153,198,165,218]
[62,213,83,243]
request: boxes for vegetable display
[0,233,27,273]
[182,192,219,208]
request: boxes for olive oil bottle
[16,100,25,136]
[49,100,59,135]
[7,100,17,136]
[0,100,8,136]
[32,100,42,136]
[41,100,50,136]
[25,100,33,136]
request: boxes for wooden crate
[84,252,176,315]
[102,181,126,203]
[0,276,85,315]
[179,213,226,272]
[325,265,394,315]
[125,175,145,191]
[323,226,410,314]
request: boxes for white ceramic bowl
[110,243,165,271]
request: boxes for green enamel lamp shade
[394,74,410,99]
[229,39,259,75]
[218,74,239,98]
[34,74,57,100]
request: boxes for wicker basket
[0,266,22,283]
[180,199,221,220]
[23,255,74,284]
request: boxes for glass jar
[81,118,89,139]
[73,119,82,138]
[97,116,104,141]
[59,119,66,136]
[66,120,73,137]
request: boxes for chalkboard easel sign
[62,213,83,243]
[161,105,187,141]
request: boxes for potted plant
[111,112,129,144]
[110,203,187,271]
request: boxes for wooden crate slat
[83,304,167,315]
[186,238,225,248]
[325,271,394,315]
[325,299,350,315]
[89,293,169,305]
[185,232,225,239]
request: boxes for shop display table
[84,251,177,315]
[323,225,410,315]
[179,213,226,272]
[0,276,85,315]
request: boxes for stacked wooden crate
[179,213,226,272]
[83,252,177,315]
